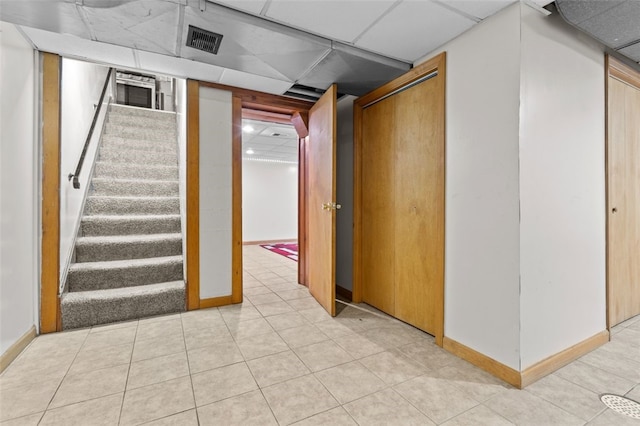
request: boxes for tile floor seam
[178,315,203,426]
[522,386,596,424]
[117,323,138,426]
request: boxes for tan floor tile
[294,340,354,372]
[82,326,137,351]
[197,389,277,426]
[132,333,185,362]
[433,358,511,402]
[580,347,640,382]
[136,318,183,341]
[0,359,69,390]
[441,404,514,426]
[394,375,480,424]
[266,282,301,293]
[187,341,244,374]
[247,350,310,388]
[0,412,43,426]
[277,289,311,301]
[143,409,198,425]
[68,342,133,375]
[127,351,189,390]
[0,379,59,422]
[265,312,310,331]
[298,307,332,323]
[243,285,274,296]
[291,407,357,425]
[219,304,262,324]
[227,317,274,340]
[485,388,584,426]
[192,362,257,406]
[49,364,128,409]
[361,325,416,349]
[119,376,195,426]
[39,393,122,426]
[526,374,608,421]
[314,319,362,339]
[332,333,385,359]
[315,361,386,404]
[89,319,138,333]
[181,309,226,332]
[627,384,640,400]
[344,388,435,426]
[137,313,181,325]
[235,331,289,360]
[277,324,329,348]
[27,329,88,354]
[396,338,459,369]
[246,292,284,305]
[286,297,321,311]
[255,301,295,317]
[588,407,640,425]
[183,325,233,351]
[262,375,339,425]
[360,349,428,385]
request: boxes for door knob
[322,202,341,211]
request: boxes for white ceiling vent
[186,25,223,55]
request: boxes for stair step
[99,147,177,165]
[109,104,176,120]
[94,162,178,180]
[68,255,183,292]
[61,281,185,329]
[91,178,179,197]
[76,233,182,262]
[104,123,176,141]
[85,196,179,215]
[108,114,176,129]
[81,214,181,236]
[101,136,177,153]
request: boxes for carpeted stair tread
[104,123,176,141]
[85,196,179,215]
[91,178,179,197]
[75,233,182,262]
[108,114,176,129]
[61,281,185,329]
[81,214,181,236]
[109,104,176,119]
[68,255,183,292]
[101,136,177,152]
[94,162,178,180]
[99,147,177,165]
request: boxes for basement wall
[0,23,38,354]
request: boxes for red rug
[261,243,298,262]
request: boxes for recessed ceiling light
[246,148,254,154]
[243,125,254,133]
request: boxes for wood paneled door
[307,85,338,316]
[354,53,446,345]
[607,56,640,327]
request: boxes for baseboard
[336,285,352,302]
[0,326,37,373]
[443,337,522,388]
[520,330,609,388]
[200,295,234,309]
[243,239,296,246]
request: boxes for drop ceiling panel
[618,42,640,63]
[19,26,138,69]
[208,0,268,15]
[579,1,640,48]
[355,0,475,61]
[220,68,292,95]
[556,0,626,24]
[0,1,91,39]
[265,0,395,43]
[446,0,515,20]
[137,50,225,82]
[82,0,180,55]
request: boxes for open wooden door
[307,85,337,316]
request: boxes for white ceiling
[242,118,298,163]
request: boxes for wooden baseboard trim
[243,239,297,246]
[200,295,234,309]
[443,337,522,388]
[521,330,609,388]
[0,326,37,373]
[336,285,352,302]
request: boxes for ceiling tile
[220,68,292,94]
[208,0,268,15]
[355,0,475,61]
[265,0,395,43]
[579,1,640,49]
[618,42,640,63]
[0,1,91,39]
[555,0,626,25]
[445,0,515,20]
[137,50,225,82]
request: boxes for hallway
[1,246,639,425]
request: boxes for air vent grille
[187,25,223,55]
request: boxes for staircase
[61,104,185,330]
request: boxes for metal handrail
[68,67,114,189]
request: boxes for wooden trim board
[232,96,243,304]
[41,52,61,333]
[186,79,200,311]
[0,326,37,373]
[608,55,640,90]
[520,330,609,388]
[200,295,234,309]
[443,337,522,388]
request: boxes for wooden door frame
[353,52,446,346]
[186,80,313,310]
[605,55,640,329]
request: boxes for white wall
[336,95,356,291]
[416,3,523,370]
[0,23,38,353]
[59,58,110,285]
[175,79,187,280]
[199,87,232,298]
[242,160,297,243]
[519,6,606,368]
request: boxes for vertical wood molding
[604,54,611,331]
[352,105,363,303]
[232,96,243,304]
[435,53,447,348]
[186,80,200,310]
[41,52,61,334]
[298,136,308,286]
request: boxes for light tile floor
[1,244,639,425]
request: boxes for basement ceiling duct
[556,0,640,64]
